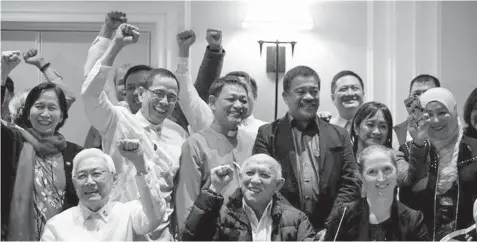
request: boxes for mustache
[341,95,360,102]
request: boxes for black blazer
[393,120,408,147]
[252,114,361,230]
[1,123,83,239]
[325,198,430,241]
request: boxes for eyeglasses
[74,170,112,183]
[145,88,179,104]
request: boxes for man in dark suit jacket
[394,74,441,146]
[253,65,361,239]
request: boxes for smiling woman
[1,82,83,240]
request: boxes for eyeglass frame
[144,87,179,104]
[73,170,114,183]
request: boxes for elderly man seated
[181,154,316,241]
[40,139,165,241]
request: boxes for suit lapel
[276,115,299,181]
[317,119,328,173]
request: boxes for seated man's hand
[117,138,145,171]
[206,29,222,51]
[209,165,234,194]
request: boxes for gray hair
[8,90,29,122]
[72,148,116,175]
[241,154,283,179]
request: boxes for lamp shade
[242,1,313,30]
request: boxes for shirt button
[304,179,310,183]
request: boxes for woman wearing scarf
[1,82,83,241]
[398,87,477,241]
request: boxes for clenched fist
[206,29,222,51]
[105,11,127,30]
[23,49,45,68]
[317,111,332,123]
[113,23,140,47]
[117,138,145,169]
[1,51,21,78]
[210,165,234,194]
[176,30,196,49]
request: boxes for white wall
[441,1,477,119]
[188,1,463,124]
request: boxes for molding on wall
[436,1,443,79]
[1,7,181,69]
[389,1,397,120]
[366,0,374,102]
[412,0,417,78]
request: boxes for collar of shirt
[240,115,255,127]
[78,202,112,223]
[288,113,320,134]
[135,110,163,134]
[330,114,350,128]
[242,198,274,231]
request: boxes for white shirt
[239,115,268,139]
[40,172,166,241]
[81,62,188,239]
[175,57,259,141]
[243,199,274,241]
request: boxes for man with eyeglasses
[40,140,166,241]
[81,23,180,240]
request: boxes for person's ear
[276,178,285,191]
[137,87,145,102]
[282,92,289,105]
[112,173,119,185]
[209,95,217,110]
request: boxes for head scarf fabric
[420,87,463,194]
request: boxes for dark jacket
[399,135,477,236]
[393,120,408,147]
[1,123,83,239]
[181,188,316,241]
[252,114,361,230]
[325,198,430,241]
[168,46,225,132]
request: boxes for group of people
[1,10,477,242]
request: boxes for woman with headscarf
[398,87,477,241]
[1,82,83,241]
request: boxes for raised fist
[206,29,222,51]
[210,165,234,194]
[105,11,127,30]
[114,23,140,47]
[117,138,144,167]
[23,49,44,68]
[1,51,21,77]
[176,30,196,49]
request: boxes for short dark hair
[145,68,180,92]
[123,64,153,89]
[283,66,320,93]
[409,74,441,94]
[17,82,68,132]
[464,87,477,133]
[330,70,364,94]
[226,71,258,99]
[350,101,393,154]
[208,75,249,98]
